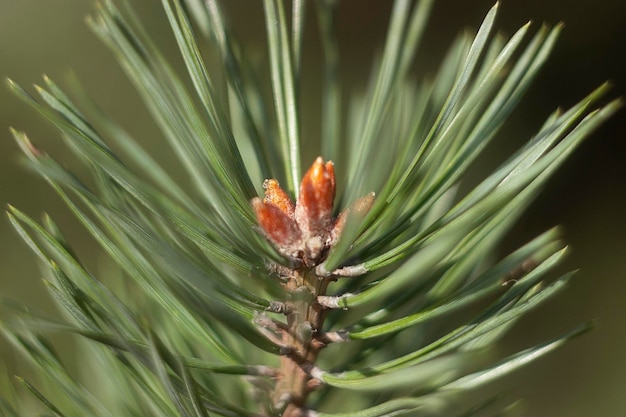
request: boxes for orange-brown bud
[263,179,295,218]
[296,157,336,238]
[252,197,301,253]
[252,157,374,266]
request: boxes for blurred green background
[0,0,624,415]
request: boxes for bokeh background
[1,0,624,415]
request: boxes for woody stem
[271,269,330,417]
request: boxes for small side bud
[352,192,376,214]
[252,197,301,253]
[332,192,375,244]
[263,179,295,218]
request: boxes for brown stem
[268,268,331,417]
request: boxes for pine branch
[2,0,620,416]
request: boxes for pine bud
[295,157,336,240]
[252,197,301,257]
